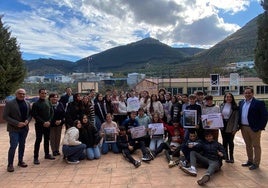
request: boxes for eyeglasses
[40,92,47,95]
[18,93,26,95]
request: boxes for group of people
[3,86,267,186]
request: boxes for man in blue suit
[239,87,268,170]
[3,88,32,172]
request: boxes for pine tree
[255,0,268,84]
[0,16,26,99]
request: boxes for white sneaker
[181,166,197,177]
[178,160,187,168]
[66,160,80,164]
[141,156,151,161]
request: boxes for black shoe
[45,154,56,160]
[249,164,259,170]
[7,165,14,172]
[242,161,253,167]
[18,161,28,167]
[197,174,210,185]
[134,160,141,168]
[53,151,61,156]
[34,158,40,165]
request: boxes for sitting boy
[152,126,184,168]
[179,131,201,168]
[122,111,152,161]
[180,130,226,186]
[117,126,141,168]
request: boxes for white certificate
[130,126,147,139]
[201,113,224,129]
[148,123,164,135]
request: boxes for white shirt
[241,99,252,125]
[222,103,231,119]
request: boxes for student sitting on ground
[62,120,86,164]
[180,130,226,186]
[179,131,202,168]
[121,111,152,161]
[117,126,141,168]
[152,127,184,168]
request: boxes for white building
[127,73,146,86]
[236,61,254,69]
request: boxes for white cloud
[0,0,256,61]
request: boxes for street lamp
[87,56,92,73]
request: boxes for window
[167,87,183,95]
[187,87,207,95]
[257,86,268,94]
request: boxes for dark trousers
[50,126,63,153]
[133,140,148,157]
[155,142,180,161]
[62,144,86,161]
[8,127,29,165]
[34,124,50,159]
[122,148,136,164]
[220,130,235,160]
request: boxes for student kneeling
[62,120,86,164]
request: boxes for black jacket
[79,124,101,148]
[200,140,226,163]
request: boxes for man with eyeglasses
[32,88,55,164]
[3,88,32,172]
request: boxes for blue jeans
[101,141,119,154]
[62,144,86,161]
[86,147,101,160]
[8,127,29,165]
[149,138,164,151]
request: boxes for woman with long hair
[219,92,239,163]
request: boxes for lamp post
[87,56,92,73]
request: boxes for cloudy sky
[0,0,264,61]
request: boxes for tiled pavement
[0,122,268,188]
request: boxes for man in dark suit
[3,88,32,172]
[239,87,268,170]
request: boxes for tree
[255,0,268,84]
[0,16,26,99]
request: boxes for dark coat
[79,124,101,148]
[3,98,32,132]
[239,97,268,131]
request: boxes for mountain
[74,37,204,73]
[25,58,74,76]
[24,14,261,77]
[189,15,260,66]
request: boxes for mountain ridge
[24,14,261,77]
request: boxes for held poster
[183,110,197,128]
[130,126,147,139]
[201,113,224,129]
[148,123,164,136]
[104,127,117,143]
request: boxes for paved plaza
[0,122,268,188]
